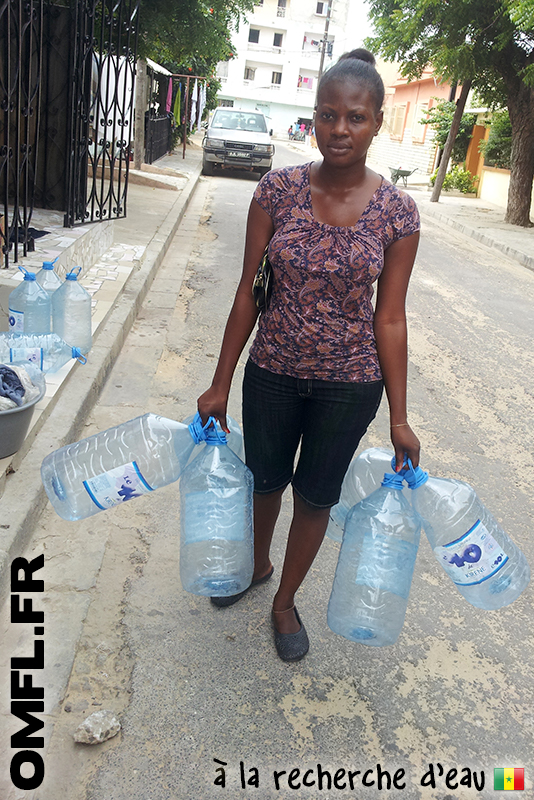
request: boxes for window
[271,71,282,85]
[219,99,234,107]
[412,102,429,143]
[248,28,260,43]
[244,66,256,81]
[391,104,407,139]
[316,1,327,14]
[273,32,283,47]
[277,0,286,16]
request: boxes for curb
[0,162,203,604]
[417,202,534,274]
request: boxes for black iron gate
[64,0,139,227]
[1,0,140,267]
[0,0,44,265]
[144,111,171,164]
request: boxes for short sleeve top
[249,163,420,382]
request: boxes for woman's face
[314,78,383,169]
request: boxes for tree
[421,100,477,165]
[137,0,254,71]
[366,0,534,227]
[479,110,513,170]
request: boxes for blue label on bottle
[433,520,508,586]
[184,487,246,544]
[355,532,417,600]
[9,309,24,332]
[9,347,44,369]
[83,461,153,509]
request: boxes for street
[2,140,534,800]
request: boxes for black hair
[317,48,385,113]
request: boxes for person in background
[198,48,420,662]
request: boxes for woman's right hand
[197,385,230,433]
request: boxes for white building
[216,0,372,136]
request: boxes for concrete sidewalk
[1,135,534,600]
[0,137,203,600]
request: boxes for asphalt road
[16,146,534,800]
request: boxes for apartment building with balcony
[215,0,365,136]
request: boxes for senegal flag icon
[494,768,524,790]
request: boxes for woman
[198,49,420,662]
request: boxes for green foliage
[479,111,513,169]
[430,165,479,194]
[365,0,534,224]
[421,100,477,164]
[365,0,534,96]
[138,0,254,72]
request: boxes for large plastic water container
[328,471,421,646]
[41,413,210,520]
[326,447,399,542]
[52,267,92,354]
[8,267,51,334]
[405,464,530,610]
[0,332,86,372]
[36,257,62,295]
[179,421,254,597]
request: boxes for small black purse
[252,247,273,312]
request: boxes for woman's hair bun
[339,48,376,67]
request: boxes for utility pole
[317,1,333,85]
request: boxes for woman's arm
[197,198,274,430]
[373,230,420,469]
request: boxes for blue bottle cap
[42,256,59,270]
[204,423,227,445]
[381,471,405,490]
[187,411,228,445]
[19,266,36,281]
[66,266,82,281]
[404,460,429,489]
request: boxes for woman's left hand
[390,424,420,471]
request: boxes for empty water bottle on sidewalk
[328,470,421,646]
[36,257,62,295]
[52,267,92,354]
[0,332,86,372]
[327,447,400,542]
[179,419,254,598]
[405,463,530,610]
[41,413,211,520]
[8,267,51,334]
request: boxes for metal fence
[1,0,139,268]
[64,0,140,227]
[0,0,44,265]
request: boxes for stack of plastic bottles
[7,262,92,357]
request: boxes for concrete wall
[479,167,534,215]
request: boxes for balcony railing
[277,7,286,16]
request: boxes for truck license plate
[228,150,249,158]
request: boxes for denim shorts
[242,359,384,508]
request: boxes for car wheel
[202,157,214,176]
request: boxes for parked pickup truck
[202,108,274,178]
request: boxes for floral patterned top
[248,162,420,382]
